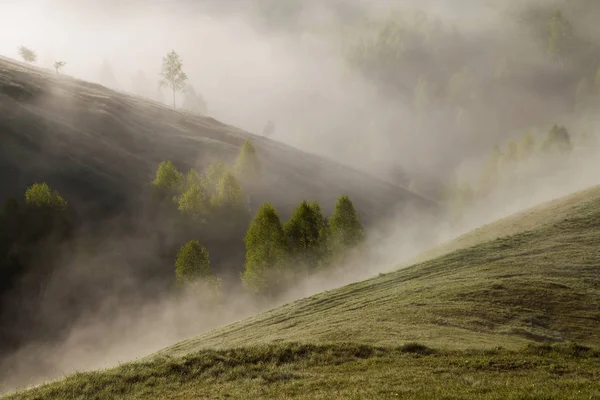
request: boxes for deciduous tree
[160,50,188,108]
[242,203,288,296]
[329,195,365,256]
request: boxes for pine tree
[235,140,262,186]
[542,125,572,154]
[175,240,214,284]
[25,183,67,211]
[242,203,289,296]
[284,201,330,270]
[309,201,331,268]
[152,161,183,201]
[206,162,229,195]
[210,171,246,212]
[178,184,209,221]
[184,168,206,190]
[329,195,365,256]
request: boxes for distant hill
[0,56,436,224]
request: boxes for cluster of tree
[152,139,261,224]
[17,45,67,75]
[0,183,71,340]
[153,139,365,298]
[338,4,600,176]
[443,124,576,222]
[174,194,365,299]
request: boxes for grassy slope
[0,56,433,222]
[158,186,600,356]
[6,186,599,399]
[6,343,600,400]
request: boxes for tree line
[152,139,366,298]
[440,123,579,223]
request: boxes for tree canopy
[329,195,365,254]
[152,161,183,199]
[242,203,289,295]
[17,46,37,63]
[235,140,262,186]
[284,201,330,269]
[542,125,572,153]
[178,184,209,221]
[160,50,188,108]
[175,240,213,284]
[24,183,67,211]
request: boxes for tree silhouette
[53,61,66,75]
[17,46,37,63]
[160,50,188,108]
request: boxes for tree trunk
[173,86,176,108]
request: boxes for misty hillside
[0,56,434,222]
[155,185,600,356]
[6,185,600,400]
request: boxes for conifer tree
[329,195,365,256]
[309,201,331,268]
[235,140,262,186]
[175,240,214,284]
[25,183,67,211]
[210,171,246,212]
[152,161,183,201]
[178,183,209,221]
[206,162,229,194]
[184,168,206,190]
[242,203,288,296]
[542,125,572,154]
[284,201,329,270]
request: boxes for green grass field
[4,186,600,399]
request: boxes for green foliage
[175,240,213,284]
[242,203,289,295]
[17,45,37,63]
[210,171,246,211]
[159,50,188,108]
[329,195,365,255]
[24,183,67,211]
[284,201,330,270]
[178,184,209,221]
[235,140,262,186]
[184,169,206,190]
[206,162,229,194]
[542,124,572,153]
[152,161,183,200]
